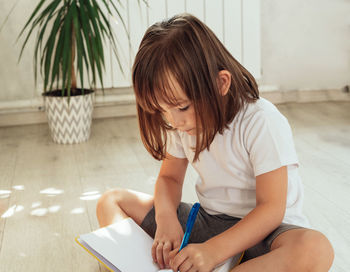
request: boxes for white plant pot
[44,90,94,144]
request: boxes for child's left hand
[169,243,217,272]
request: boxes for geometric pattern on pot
[44,92,94,144]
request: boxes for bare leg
[232,229,334,272]
[96,188,154,227]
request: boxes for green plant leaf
[72,2,84,91]
[86,2,104,64]
[17,0,145,98]
[50,19,65,91]
[34,7,63,88]
[80,4,96,88]
[61,1,74,95]
[97,0,127,76]
[18,0,61,61]
[43,7,65,92]
[86,1,105,90]
[104,0,128,35]
[76,14,91,87]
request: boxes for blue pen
[179,202,200,251]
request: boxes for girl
[96,14,334,272]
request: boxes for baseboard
[261,87,350,104]
[0,87,349,127]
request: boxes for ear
[217,70,231,96]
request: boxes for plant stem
[71,20,77,94]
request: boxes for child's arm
[154,153,188,219]
[152,153,188,269]
[170,166,288,271]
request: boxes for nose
[168,112,184,129]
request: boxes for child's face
[157,80,197,136]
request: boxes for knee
[293,230,334,271]
[96,188,126,212]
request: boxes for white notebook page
[79,217,233,272]
[79,218,172,272]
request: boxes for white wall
[0,0,261,104]
[0,0,349,105]
[259,0,350,91]
[0,0,38,101]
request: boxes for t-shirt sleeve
[244,109,299,176]
[166,130,187,158]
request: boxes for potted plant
[18,0,128,144]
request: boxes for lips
[179,128,195,134]
[185,128,196,134]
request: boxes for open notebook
[76,218,242,272]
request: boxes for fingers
[156,242,165,268]
[163,241,172,267]
[169,247,179,260]
[179,262,194,272]
[188,266,198,272]
[172,257,197,272]
[152,241,174,269]
[173,240,181,250]
[170,250,188,272]
[151,241,157,264]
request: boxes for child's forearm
[154,176,183,223]
[204,203,285,265]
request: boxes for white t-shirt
[167,98,309,227]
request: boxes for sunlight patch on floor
[0,190,11,199]
[71,207,85,214]
[40,188,64,196]
[30,208,48,216]
[31,201,42,208]
[1,204,24,218]
[30,205,61,216]
[13,185,25,190]
[80,190,101,200]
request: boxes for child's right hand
[152,215,184,269]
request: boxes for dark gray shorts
[140,202,303,262]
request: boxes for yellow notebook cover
[75,236,116,272]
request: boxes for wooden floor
[0,101,349,272]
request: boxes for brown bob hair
[132,13,259,162]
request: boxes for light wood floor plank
[0,140,18,252]
[0,101,348,271]
[0,137,99,271]
[278,102,350,272]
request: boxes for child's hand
[152,216,184,269]
[169,243,217,272]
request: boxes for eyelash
[179,105,190,111]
